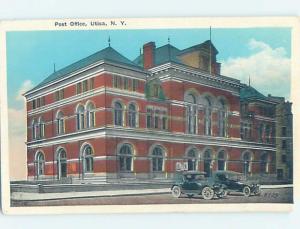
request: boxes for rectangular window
[113,75,118,88]
[162,114,168,130]
[36,98,41,108]
[89,78,94,90]
[124,78,129,90]
[59,89,64,100]
[41,97,45,106]
[132,79,138,92]
[76,82,82,94]
[146,108,152,128]
[282,127,287,137]
[82,80,88,92]
[55,91,60,101]
[281,155,287,163]
[282,140,287,149]
[154,110,159,129]
[32,100,36,109]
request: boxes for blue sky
[6,27,291,109]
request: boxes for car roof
[214,170,243,175]
[180,171,206,175]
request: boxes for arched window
[260,152,269,174]
[39,117,45,138]
[119,144,133,172]
[82,145,93,173]
[185,94,197,134]
[217,150,226,171]
[114,101,123,126]
[151,146,164,172]
[32,119,37,140]
[243,152,251,176]
[35,152,45,179]
[203,149,212,177]
[76,105,85,130]
[258,123,264,142]
[56,111,65,135]
[128,103,137,128]
[204,97,212,136]
[265,125,271,143]
[86,102,95,128]
[187,149,198,171]
[218,100,227,137]
[57,148,67,179]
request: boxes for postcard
[0,17,298,214]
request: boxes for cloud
[8,81,31,180]
[16,80,34,101]
[221,39,290,99]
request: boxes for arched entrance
[57,148,67,179]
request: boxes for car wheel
[172,186,182,198]
[254,188,261,196]
[243,186,251,197]
[202,186,215,200]
[218,190,228,198]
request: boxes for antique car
[171,171,227,200]
[212,171,261,197]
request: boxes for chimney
[143,42,155,69]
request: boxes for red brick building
[24,40,287,183]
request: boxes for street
[11,187,293,207]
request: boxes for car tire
[202,186,215,200]
[254,188,261,196]
[219,190,228,198]
[243,186,251,197]
[172,186,182,198]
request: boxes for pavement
[11,184,293,201]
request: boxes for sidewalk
[11,188,171,201]
[11,184,292,201]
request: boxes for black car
[212,171,261,197]
[171,171,227,200]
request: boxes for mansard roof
[179,40,218,55]
[240,84,277,104]
[31,46,141,91]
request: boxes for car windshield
[184,174,205,181]
[227,173,246,181]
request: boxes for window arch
[186,148,198,171]
[82,144,94,173]
[151,146,165,172]
[185,93,197,134]
[76,104,85,130]
[118,144,133,172]
[128,103,137,128]
[217,150,227,171]
[203,149,212,177]
[242,151,252,176]
[57,148,67,179]
[56,111,65,135]
[86,102,95,128]
[35,151,45,179]
[217,99,227,137]
[114,101,124,126]
[260,152,269,174]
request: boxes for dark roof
[240,84,268,101]
[31,46,141,91]
[179,40,218,56]
[133,44,182,67]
